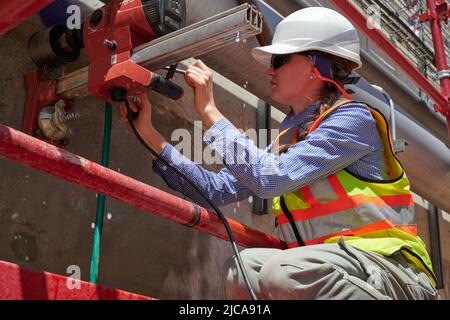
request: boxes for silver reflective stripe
[282,203,415,242]
[308,178,339,204]
[279,223,298,245]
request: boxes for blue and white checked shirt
[152,102,387,209]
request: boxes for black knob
[110,88,128,102]
[90,9,103,28]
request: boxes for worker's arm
[203,102,382,199]
[119,93,254,209]
[152,145,254,208]
[184,59,225,128]
[119,94,166,158]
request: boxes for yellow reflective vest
[272,99,437,286]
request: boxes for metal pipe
[346,80,450,214]
[361,48,447,127]
[328,0,449,127]
[393,105,450,214]
[424,0,450,135]
[0,124,286,250]
[0,0,54,36]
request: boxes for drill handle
[149,72,184,100]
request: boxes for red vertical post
[422,0,450,135]
[0,0,54,36]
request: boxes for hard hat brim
[252,44,304,65]
[252,43,363,70]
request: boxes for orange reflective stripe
[327,174,347,199]
[304,220,397,245]
[282,220,417,247]
[309,100,352,132]
[287,242,299,249]
[276,214,290,225]
[396,225,417,235]
[300,186,321,206]
[290,194,413,221]
[290,128,299,144]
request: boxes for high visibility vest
[272,99,437,285]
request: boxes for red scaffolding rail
[0,260,155,300]
[330,0,450,135]
[0,124,286,250]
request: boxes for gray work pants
[223,237,439,300]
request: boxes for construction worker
[120,7,438,300]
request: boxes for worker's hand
[119,93,153,135]
[185,60,224,128]
[119,93,167,157]
[185,60,217,116]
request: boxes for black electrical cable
[123,99,258,300]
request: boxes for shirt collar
[279,103,321,130]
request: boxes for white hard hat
[252,7,362,70]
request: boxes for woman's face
[266,54,322,109]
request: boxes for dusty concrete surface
[0,14,448,300]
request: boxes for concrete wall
[0,15,448,300]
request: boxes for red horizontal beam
[0,124,286,250]
[330,0,449,113]
[0,260,154,300]
[0,0,54,36]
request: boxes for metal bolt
[60,112,81,123]
[104,39,117,50]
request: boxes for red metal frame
[0,0,54,36]
[22,70,74,145]
[0,260,155,300]
[23,70,59,136]
[330,0,450,135]
[84,0,157,101]
[0,124,286,250]
[420,0,450,130]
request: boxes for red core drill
[28,0,187,102]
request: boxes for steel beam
[0,0,54,36]
[0,124,286,250]
[0,260,154,300]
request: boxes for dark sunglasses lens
[271,55,289,69]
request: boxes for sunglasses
[271,54,292,70]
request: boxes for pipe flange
[38,100,80,141]
[436,70,450,80]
